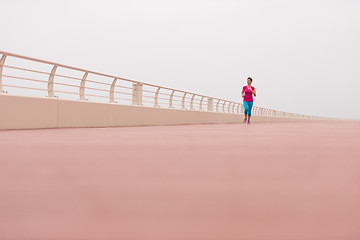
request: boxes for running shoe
[243,118,247,123]
[247,121,251,125]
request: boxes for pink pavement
[0,121,360,240]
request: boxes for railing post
[47,65,57,98]
[216,99,220,112]
[199,96,205,111]
[80,72,88,100]
[190,94,196,110]
[207,98,213,112]
[154,87,161,107]
[182,93,187,109]
[169,90,175,108]
[0,54,7,93]
[222,101,226,113]
[109,78,117,103]
[237,104,240,114]
[132,82,143,105]
[227,102,231,113]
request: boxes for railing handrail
[0,50,330,120]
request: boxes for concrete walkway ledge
[0,94,310,130]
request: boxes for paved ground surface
[0,121,360,240]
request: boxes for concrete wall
[0,94,306,130]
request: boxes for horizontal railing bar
[3,75,48,84]
[54,90,79,95]
[172,95,185,98]
[85,79,112,86]
[113,91,132,96]
[158,92,171,96]
[54,74,82,81]
[85,93,108,98]
[115,85,132,90]
[142,89,156,94]
[4,65,50,75]
[143,95,155,98]
[3,84,46,91]
[114,97,132,101]
[158,97,169,101]
[53,82,79,88]
[83,86,109,92]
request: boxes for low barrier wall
[0,94,306,130]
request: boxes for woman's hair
[247,77,253,82]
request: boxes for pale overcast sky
[1,0,359,119]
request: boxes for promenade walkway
[1,121,359,240]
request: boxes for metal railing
[0,50,323,119]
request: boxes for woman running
[241,77,256,124]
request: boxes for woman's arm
[241,88,245,98]
[252,88,256,97]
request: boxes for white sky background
[1,0,359,119]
